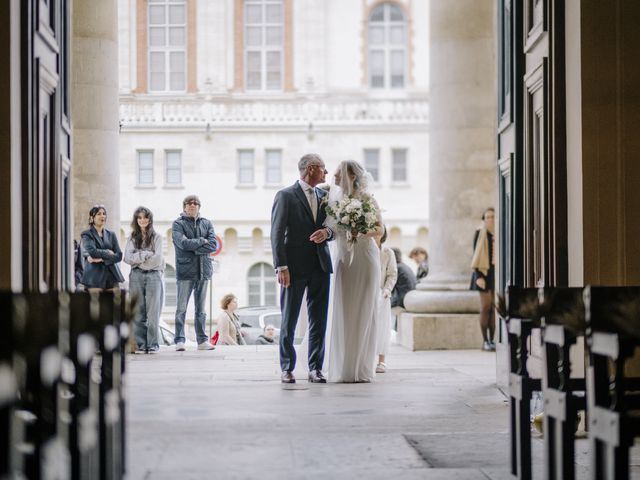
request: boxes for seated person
[256,324,276,345]
[391,248,417,309]
[217,294,246,345]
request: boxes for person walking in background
[470,207,496,351]
[374,226,397,373]
[409,246,429,280]
[390,248,417,309]
[216,294,246,346]
[80,205,125,292]
[172,195,218,352]
[125,206,165,354]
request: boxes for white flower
[341,215,350,224]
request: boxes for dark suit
[271,181,332,372]
[80,227,124,289]
[391,262,416,308]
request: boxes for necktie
[307,187,317,222]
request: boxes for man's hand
[475,277,486,290]
[309,228,329,244]
[382,288,391,299]
[277,269,291,288]
[87,256,103,264]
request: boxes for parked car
[236,306,282,345]
[159,319,197,347]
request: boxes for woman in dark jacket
[80,205,125,291]
[470,207,495,351]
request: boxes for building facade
[117,0,431,319]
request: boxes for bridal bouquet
[325,194,378,244]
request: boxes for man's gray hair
[298,153,323,172]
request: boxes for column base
[397,312,484,351]
[399,278,482,350]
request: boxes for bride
[325,160,382,383]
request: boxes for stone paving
[125,344,640,479]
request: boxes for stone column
[71,0,120,238]
[399,0,496,346]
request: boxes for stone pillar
[401,0,495,330]
[71,0,120,238]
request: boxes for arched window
[368,2,407,89]
[417,226,429,247]
[164,264,177,307]
[223,228,238,253]
[388,226,402,248]
[247,262,277,306]
[252,228,263,252]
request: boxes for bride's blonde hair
[336,160,370,196]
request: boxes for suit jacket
[80,227,125,288]
[271,181,332,278]
[391,262,417,308]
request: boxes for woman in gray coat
[80,205,124,291]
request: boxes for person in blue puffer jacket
[172,194,218,351]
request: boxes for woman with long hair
[124,206,165,353]
[326,160,383,382]
[80,205,125,291]
[470,207,496,351]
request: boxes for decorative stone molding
[120,98,429,129]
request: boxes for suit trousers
[279,270,330,373]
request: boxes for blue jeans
[129,269,163,350]
[174,279,209,344]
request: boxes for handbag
[211,330,219,345]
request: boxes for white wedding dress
[293,186,381,383]
[326,224,381,382]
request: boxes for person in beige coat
[216,294,247,346]
[374,226,398,373]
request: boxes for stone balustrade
[119,98,429,129]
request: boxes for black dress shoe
[281,371,296,384]
[308,370,327,383]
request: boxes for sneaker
[488,341,496,351]
[482,341,492,351]
[148,347,159,354]
[375,363,387,373]
[175,342,186,352]
[197,342,215,351]
[135,347,147,355]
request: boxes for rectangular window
[238,149,255,184]
[244,0,284,91]
[265,149,282,185]
[137,151,154,185]
[165,150,182,185]
[364,149,380,182]
[392,148,408,182]
[148,0,186,92]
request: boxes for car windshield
[237,313,261,328]
[262,313,282,330]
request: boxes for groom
[271,154,333,383]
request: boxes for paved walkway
[125,345,639,479]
